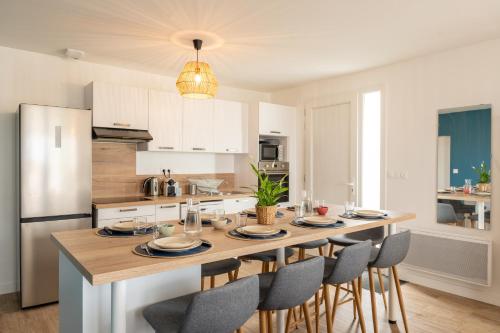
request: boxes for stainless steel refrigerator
[19,104,92,308]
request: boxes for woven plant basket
[256,205,277,225]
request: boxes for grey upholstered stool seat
[292,238,328,249]
[366,230,411,333]
[201,258,241,277]
[240,247,295,262]
[327,226,385,254]
[257,256,325,332]
[143,275,259,333]
[320,240,372,333]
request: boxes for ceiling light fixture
[176,39,218,99]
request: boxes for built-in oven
[260,141,282,161]
[258,161,289,204]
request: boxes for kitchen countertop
[51,207,416,285]
[92,192,255,209]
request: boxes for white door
[307,102,357,204]
[182,98,214,152]
[437,136,451,189]
[148,90,183,151]
[214,99,245,153]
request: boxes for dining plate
[236,225,281,236]
[153,237,198,249]
[147,239,203,253]
[243,208,256,215]
[109,221,153,232]
[475,192,491,196]
[303,216,335,225]
[352,210,385,218]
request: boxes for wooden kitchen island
[51,206,415,333]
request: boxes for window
[360,90,381,209]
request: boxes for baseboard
[0,281,17,295]
[398,265,500,307]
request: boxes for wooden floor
[1,259,500,333]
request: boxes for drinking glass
[133,216,148,236]
[184,199,202,238]
[236,212,247,227]
[294,204,304,219]
[215,209,225,221]
[344,201,355,217]
[313,200,320,214]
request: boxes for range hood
[92,127,153,143]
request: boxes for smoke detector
[64,48,85,60]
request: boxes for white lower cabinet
[223,197,257,214]
[155,203,180,222]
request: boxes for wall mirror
[436,104,492,230]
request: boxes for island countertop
[51,207,416,286]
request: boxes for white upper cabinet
[182,98,214,152]
[258,102,295,136]
[213,99,247,153]
[85,82,149,130]
[145,90,183,151]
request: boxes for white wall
[271,38,500,306]
[0,45,269,294]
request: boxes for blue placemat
[97,227,153,237]
[179,218,232,226]
[133,240,212,258]
[227,228,288,240]
[291,219,345,229]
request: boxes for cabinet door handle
[225,148,237,152]
[113,122,131,127]
[270,130,281,134]
[119,208,138,212]
[192,147,206,151]
[118,219,134,223]
[160,205,177,209]
[158,146,174,150]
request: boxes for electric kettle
[143,177,160,196]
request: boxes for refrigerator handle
[55,126,62,148]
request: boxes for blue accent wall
[438,108,491,186]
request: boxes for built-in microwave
[260,141,283,161]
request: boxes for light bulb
[194,73,202,84]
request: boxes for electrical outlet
[453,168,459,174]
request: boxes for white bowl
[211,218,227,230]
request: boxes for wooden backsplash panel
[92,142,235,198]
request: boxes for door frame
[305,92,359,204]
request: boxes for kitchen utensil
[211,218,228,230]
[143,177,160,196]
[189,183,198,195]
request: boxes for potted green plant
[245,163,288,225]
[472,161,491,192]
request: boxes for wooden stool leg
[328,243,334,257]
[292,306,299,329]
[352,281,357,319]
[392,266,409,333]
[368,268,379,333]
[259,311,266,333]
[228,271,234,282]
[201,277,205,290]
[236,329,242,333]
[314,292,320,333]
[352,280,367,333]
[330,284,340,326]
[234,267,240,280]
[285,256,290,265]
[318,246,324,256]
[266,311,274,333]
[323,283,333,333]
[271,261,277,272]
[285,308,292,333]
[376,268,388,310]
[302,302,313,333]
[210,276,215,288]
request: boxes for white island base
[59,252,201,333]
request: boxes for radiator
[400,228,492,286]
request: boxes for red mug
[317,206,329,216]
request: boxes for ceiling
[1,0,500,91]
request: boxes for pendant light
[176,39,218,99]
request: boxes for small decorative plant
[245,163,288,224]
[472,161,491,184]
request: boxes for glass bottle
[184,199,201,238]
[301,190,313,217]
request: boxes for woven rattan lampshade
[176,39,218,99]
[176,61,218,99]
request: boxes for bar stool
[320,240,372,333]
[367,230,411,333]
[143,275,259,333]
[239,247,295,273]
[292,239,329,260]
[258,256,325,333]
[201,258,241,290]
[328,227,388,310]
